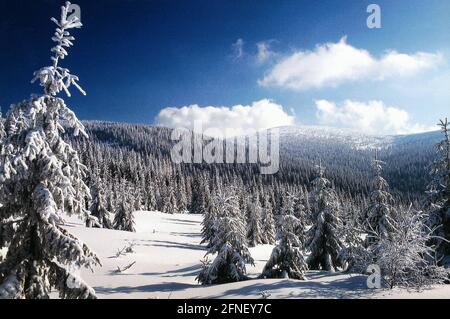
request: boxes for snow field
[63,211,450,299]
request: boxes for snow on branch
[0,271,21,299]
[49,260,97,299]
[114,242,136,258]
[113,261,136,274]
[31,2,85,97]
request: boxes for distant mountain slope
[279,125,396,150]
[276,125,440,198]
[72,121,441,205]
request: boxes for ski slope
[63,211,450,299]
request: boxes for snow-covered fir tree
[338,202,365,271]
[175,169,189,213]
[301,185,312,224]
[88,172,112,229]
[190,175,210,214]
[0,2,100,299]
[280,191,296,216]
[425,118,450,267]
[162,181,178,214]
[133,189,143,212]
[197,189,254,285]
[290,191,309,238]
[246,193,264,247]
[260,194,276,245]
[306,162,344,272]
[0,112,9,254]
[364,151,395,246]
[200,187,220,248]
[145,179,157,211]
[113,196,135,232]
[261,195,308,280]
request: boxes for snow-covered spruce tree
[338,203,365,272]
[145,180,156,211]
[197,189,254,285]
[0,112,10,253]
[200,190,218,248]
[261,198,308,280]
[162,182,178,214]
[290,191,310,238]
[425,118,450,267]
[190,175,210,214]
[0,2,100,299]
[246,193,264,247]
[306,162,344,272]
[89,173,112,229]
[260,194,276,245]
[133,190,143,212]
[364,152,395,246]
[113,197,135,232]
[301,185,313,224]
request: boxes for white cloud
[259,36,442,90]
[231,38,245,61]
[315,99,434,135]
[155,99,295,137]
[256,40,276,64]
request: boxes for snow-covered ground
[62,211,450,299]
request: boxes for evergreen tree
[364,151,395,246]
[146,178,157,211]
[190,175,209,214]
[175,170,188,213]
[291,191,309,237]
[302,185,312,224]
[113,199,135,232]
[200,189,219,248]
[338,202,365,271]
[280,191,296,217]
[162,181,178,214]
[306,162,344,272]
[260,195,276,245]
[0,112,11,251]
[246,193,264,247]
[425,118,450,267]
[197,189,253,284]
[106,186,115,213]
[261,199,307,280]
[133,187,143,212]
[0,3,100,299]
[89,174,112,229]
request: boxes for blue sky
[0,0,449,134]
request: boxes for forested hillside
[70,121,440,217]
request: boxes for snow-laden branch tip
[31,2,85,97]
[114,261,136,274]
